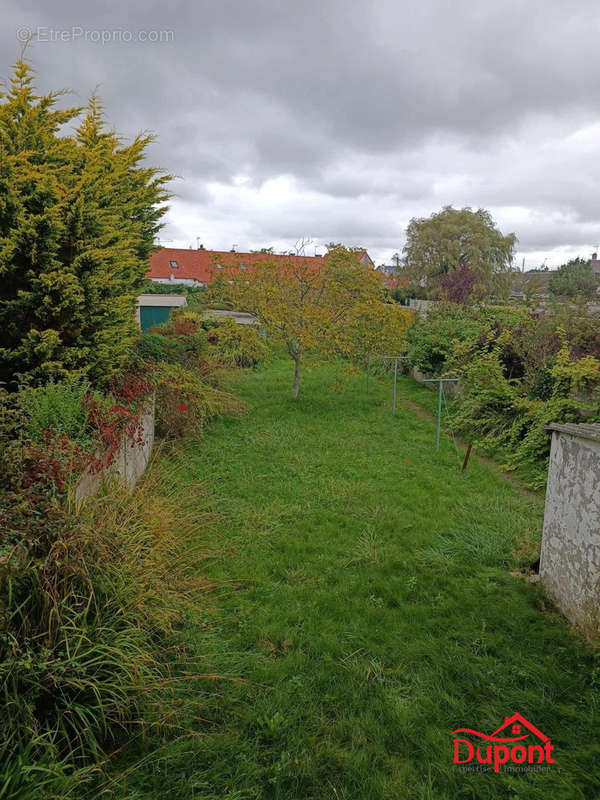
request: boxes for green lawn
[115,359,598,800]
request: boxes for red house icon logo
[452,713,555,772]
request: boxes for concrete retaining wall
[203,309,258,325]
[407,298,438,316]
[412,367,459,397]
[75,396,155,503]
[540,423,600,638]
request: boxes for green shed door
[140,305,175,332]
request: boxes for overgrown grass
[0,467,213,799]
[110,359,598,800]
[0,313,267,797]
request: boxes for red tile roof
[147,247,372,284]
[381,273,409,290]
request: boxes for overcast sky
[3,0,600,268]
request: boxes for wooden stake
[462,443,473,471]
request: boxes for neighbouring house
[592,252,600,276]
[510,269,551,300]
[377,263,397,276]
[147,245,375,286]
[378,270,410,292]
[136,293,187,332]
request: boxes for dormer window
[169,260,178,268]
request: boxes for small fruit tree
[220,245,411,397]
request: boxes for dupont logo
[452,713,555,773]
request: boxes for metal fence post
[382,355,409,414]
[436,380,443,450]
[422,377,459,451]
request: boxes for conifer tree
[0,60,170,387]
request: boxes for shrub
[407,303,600,487]
[407,304,531,377]
[0,373,156,506]
[448,338,600,487]
[154,362,243,438]
[143,312,211,369]
[505,396,580,488]
[205,318,269,367]
[450,349,519,450]
[407,305,487,375]
[146,311,269,370]
[19,378,94,446]
[137,331,188,364]
[528,367,555,401]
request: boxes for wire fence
[365,353,469,464]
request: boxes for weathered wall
[540,423,600,637]
[202,309,258,325]
[408,298,437,316]
[411,367,459,397]
[75,396,155,503]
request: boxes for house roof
[137,293,187,308]
[147,247,372,283]
[381,273,409,290]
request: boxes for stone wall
[540,423,600,638]
[75,396,155,503]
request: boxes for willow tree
[221,246,396,397]
[0,60,170,388]
[403,206,516,301]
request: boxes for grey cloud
[3,0,600,264]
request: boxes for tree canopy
[548,258,598,299]
[218,246,410,397]
[403,206,516,301]
[0,60,170,388]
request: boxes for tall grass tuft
[0,463,212,798]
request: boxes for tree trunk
[292,354,301,398]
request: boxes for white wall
[540,423,600,638]
[151,277,205,287]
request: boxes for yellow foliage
[221,246,411,394]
